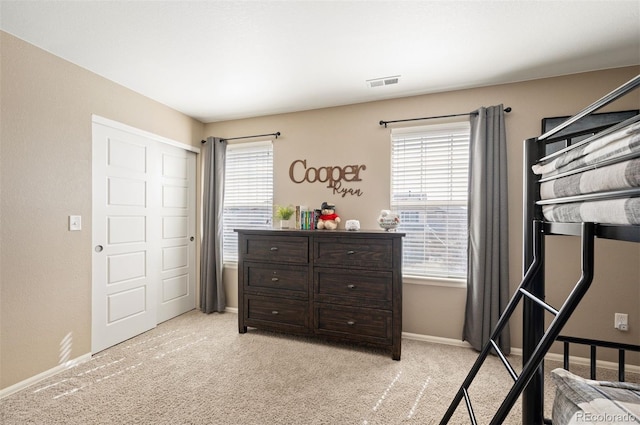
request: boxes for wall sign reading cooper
[288,159,366,197]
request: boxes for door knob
[95,245,104,253]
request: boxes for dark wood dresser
[235,229,404,360]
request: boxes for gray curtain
[462,105,510,354]
[200,136,227,313]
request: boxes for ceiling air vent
[366,75,400,88]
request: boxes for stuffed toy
[317,202,341,230]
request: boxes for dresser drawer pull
[271,277,279,282]
[347,284,356,289]
[347,320,356,326]
[270,247,279,251]
[346,250,356,255]
[271,310,279,315]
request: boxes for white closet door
[157,144,196,323]
[92,118,197,353]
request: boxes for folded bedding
[551,368,640,425]
[533,122,640,179]
[542,198,640,225]
[539,158,640,200]
[533,120,640,226]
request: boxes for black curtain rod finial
[201,139,206,144]
[505,107,512,113]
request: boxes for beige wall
[0,32,204,389]
[206,67,640,362]
[1,28,638,391]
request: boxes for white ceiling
[1,1,639,123]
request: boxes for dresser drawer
[314,303,392,344]
[245,262,308,298]
[245,295,309,332]
[314,267,392,308]
[242,235,309,264]
[314,237,392,269]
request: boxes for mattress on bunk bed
[541,198,640,225]
[551,368,640,425]
[533,121,640,225]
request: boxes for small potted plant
[275,205,295,229]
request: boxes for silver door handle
[95,245,104,253]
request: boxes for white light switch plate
[69,215,82,231]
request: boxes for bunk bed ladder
[440,221,595,425]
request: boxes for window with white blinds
[391,122,470,280]
[222,141,273,263]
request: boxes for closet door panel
[92,122,157,353]
[157,146,197,323]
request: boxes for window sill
[403,275,467,288]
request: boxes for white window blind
[223,141,273,263]
[391,122,470,280]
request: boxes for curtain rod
[201,132,281,144]
[379,107,512,128]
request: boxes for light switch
[69,215,82,231]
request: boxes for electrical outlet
[614,313,628,331]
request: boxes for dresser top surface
[234,229,405,238]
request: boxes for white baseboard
[225,307,238,314]
[402,331,473,349]
[403,333,640,375]
[0,353,92,399]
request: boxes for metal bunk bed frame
[439,74,640,425]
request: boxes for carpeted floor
[0,310,635,424]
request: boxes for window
[222,141,273,263]
[390,122,470,280]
